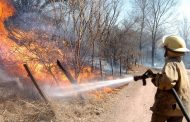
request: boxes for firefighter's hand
[143,69,155,78]
[151,77,155,83]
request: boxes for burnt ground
[0,66,189,122]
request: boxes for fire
[0,1,98,85]
[0,0,23,73]
[0,0,14,35]
[90,87,115,99]
[0,0,15,53]
[0,0,114,98]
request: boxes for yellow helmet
[160,35,190,53]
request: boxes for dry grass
[0,86,118,122]
[0,99,55,122]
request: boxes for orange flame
[0,0,15,51]
[0,1,114,97]
[0,0,15,35]
[0,1,29,78]
[0,0,98,86]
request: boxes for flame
[0,0,98,85]
[0,0,114,97]
[0,0,15,54]
[0,0,23,73]
[0,0,14,35]
[90,87,115,99]
[0,2,31,79]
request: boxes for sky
[118,0,190,24]
[178,0,190,19]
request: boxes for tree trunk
[120,57,122,77]
[99,58,103,78]
[126,58,129,74]
[111,58,114,77]
[91,41,95,72]
[146,48,149,63]
[152,40,155,67]
[139,19,144,64]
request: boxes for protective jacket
[151,57,190,116]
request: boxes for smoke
[0,68,23,89]
[44,76,134,98]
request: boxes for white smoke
[0,68,23,89]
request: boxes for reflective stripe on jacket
[151,57,190,116]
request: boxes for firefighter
[150,35,190,122]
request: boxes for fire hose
[134,69,190,122]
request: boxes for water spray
[48,76,134,98]
[53,61,156,98]
[55,60,135,97]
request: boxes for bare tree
[179,16,190,46]
[98,0,121,77]
[47,0,121,79]
[132,0,149,64]
[178,16,190,64]
[102,17,140,76]
[146,0,178,66]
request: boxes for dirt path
[106,80,156,122]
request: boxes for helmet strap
[164,47,167,57]
[164,46,185,57]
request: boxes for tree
[146,0,178,66]
[132,0,149,64]
[46,0,121,78]
[178,16,190,64]
[179,16,190,46]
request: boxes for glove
[151,77,156,83]
[143,69,155,78]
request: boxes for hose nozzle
[134,75,143,81]
[133,69,155,86]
